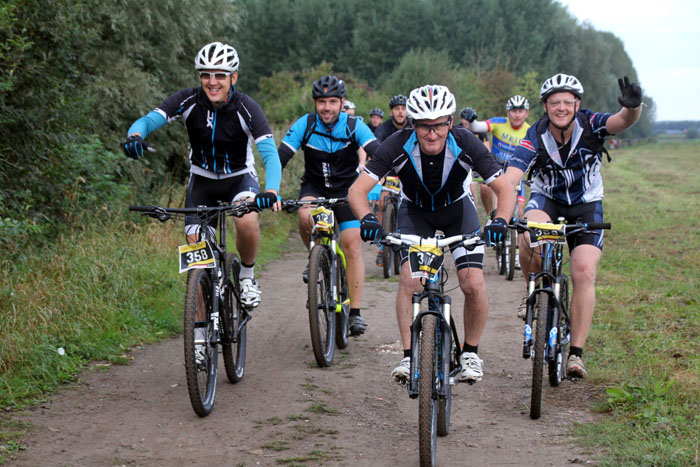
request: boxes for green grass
[573,139,700,465]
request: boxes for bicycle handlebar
[510,219,611,235]
[381,232,484,250]
[281,197,348,213]
[129,200,259,221]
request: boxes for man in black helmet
[374,94,411,143]
[278,75,380,336]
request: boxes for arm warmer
[127,110,168,138]
[256,137,282,192]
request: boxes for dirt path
[8,238,598,466]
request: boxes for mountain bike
[380,175,401,278]
[511,219,611,419]
[381,231,483,467]
[282,198,351,367]
[495,183,523,281]
[129,199,260,417]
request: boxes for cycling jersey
[364,127,502,211]
[509,109,611,205]
[279,112,378,192]
[484,117,530,165]
[128,87,281,191]
[374,119,411,143]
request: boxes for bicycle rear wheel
[335,255,350,349]
[308,245,336,367]
[549,276,569,386]
[530,293,548,419]
[222,253,247,384]
[382,201,396,278]
[506,229,517,281]
[418,314,438,467]
[184,269,218,417]
[496,241,506,275]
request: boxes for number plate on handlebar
[178,241,216,273]
[408,245,444,280]
[383,176,401,194]
[311,207,335,233]
[527,221,566,246]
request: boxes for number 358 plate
[179,241,216,273]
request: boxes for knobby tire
[530,292,549,419]
[382,201,396,278]
[308,245,335,367]
[184,269,218,417]
[506,229,517,281]
[418,314,438,467]
[335,255,350,349]
[222,253,246,383]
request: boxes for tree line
[0,0,656,246]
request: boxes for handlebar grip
[129,205,154,212]
[586,222,611,230]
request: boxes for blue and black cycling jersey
[127,86,281,191]
[364,126,502,211]
[279,112,379,192]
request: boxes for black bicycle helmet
[312,75,346,99]
[389,94,408,108]
[460,107,478,122]
[370,108,384,118]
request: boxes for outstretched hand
[617,76,642,109]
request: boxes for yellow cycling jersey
[486,117,530,164]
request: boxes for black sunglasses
[414,119,452,134]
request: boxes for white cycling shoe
[240,278,261,308]
[391,357,411,382]
[458,352,483,382]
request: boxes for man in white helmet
[501,74,643,378]
[122,42,282,313]
[348,84,515,383]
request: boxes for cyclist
[122,41,281,309]
[348,84,516,383]
[373,94,411,143]
[343,100,356,115]
[502,73,643,378]
[368,108,384,134]
[469,96,531,223]
[278,75,380,336]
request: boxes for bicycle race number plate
[178,241,216,273]
[311,207,335,233]
[383,176,401,194]
[408,245,444,280]
[527,221,566,247]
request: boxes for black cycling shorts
[525,193,605,251]
[185,171,260,234]
[397,196,484,271]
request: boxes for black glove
[360,213,383,244]
[123,135,151,160]
[464,107,478,123]
[254,192,278,210]
[617,76,642,109]
[483,217,508,246]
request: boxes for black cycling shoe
[349,315,367,336]
[302,264,309,284]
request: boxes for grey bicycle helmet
[194,42,239,72]
[312,75,346,99]
[370,108,384,118]
[540,73,584,102]
[506,95,530,110]
[389,94,408,108]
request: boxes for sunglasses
[414,119,451,134]
[199,71,232,81]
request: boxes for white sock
[240,263,255,280]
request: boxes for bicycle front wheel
[496,241,506,275]
[506,228,517,281]
[335,254,350,350]
[221,252,247,384]
[418,314,438,467]
[549,276,569,387]
[382,201,396,278]
[530,292,548,419]
[308,245,336,367]
[184,269,218,417]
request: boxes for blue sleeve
[127,110,168,138]
[508,125,539,172]
[256,137,282,192]
[281,115,310,153]
[354,120,377,147]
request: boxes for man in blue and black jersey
[278,75,380,336]
[348,85,516,383]
[122,42,281,311]
[503,73,643,379]
[374,94,411,143]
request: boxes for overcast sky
[558,0,700,121]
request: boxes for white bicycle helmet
[194,42,239,72]
[506,95,530,110]
[343,100,356,110]
[406,85,456,121]
[540,73,584,101]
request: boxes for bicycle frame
[308,211,347,314]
